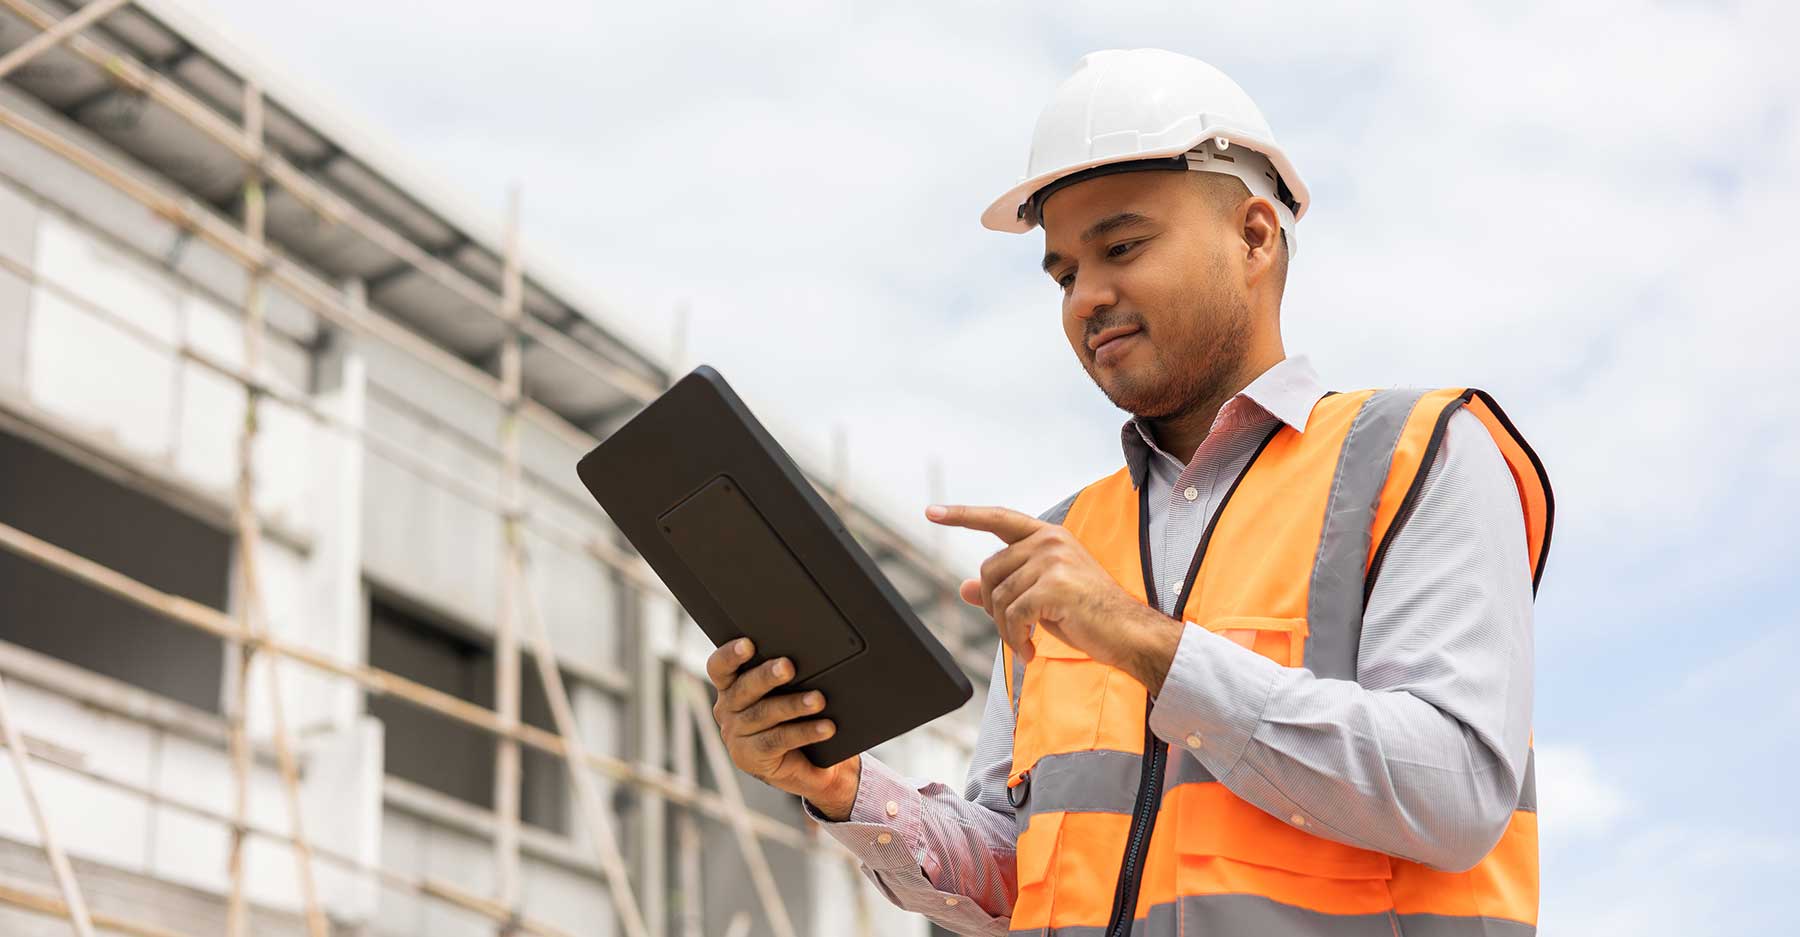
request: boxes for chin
[1097,370,1170,418]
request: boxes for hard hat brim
[980,130,1310,234]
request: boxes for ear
[1240,197,1282,289]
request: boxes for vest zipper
[1103,720,1167,937]
[1101,423,1285,936]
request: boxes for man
[706,49,1550,936]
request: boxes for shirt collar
[1119,355,1328,489]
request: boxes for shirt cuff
[1146,622,1280,776]
[800,754,931,876]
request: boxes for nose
[1065,270,1117,322]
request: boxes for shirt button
[945,897,959,907]
[1183,485,1198,501]
[885,800,900,818]
[1185,734,1203,749]
[1290,813,1307,827]
[876,833,892,845]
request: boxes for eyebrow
[1041,211,1155,274]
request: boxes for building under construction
[0,1,995,935]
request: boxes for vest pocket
[1203,615,1308,667]
[1171,785,1394,884]
[1011,808,1064,930]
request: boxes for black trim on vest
[1362,389,1557,604]
[1469,389,1556,593]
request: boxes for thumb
[958,578,982,607]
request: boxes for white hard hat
[982,49,1309,253]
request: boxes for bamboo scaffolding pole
[0,516,815,851]
[0,883,182,937]
[678,677,798,937]
[0,0,130,79]
[518,546,652,937]
[0,673,96,937]
[492,185,526,936]
[219,80,329,937]
[633,588,668,937]
[220,84,255,937]
[670,678,704,937]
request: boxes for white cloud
[1534,743,1631,841]
[1544,822,1797,937]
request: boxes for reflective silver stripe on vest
[1013,749,1143,828]
[1014,748,1220,835]
[1163,748,1218,790]
[1397,914,1536,936]
[1517,746,1537,813]
[1305,388,1431,680]
[1007,892,1448,937]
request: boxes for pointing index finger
[926,504,1043,544]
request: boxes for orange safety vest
[1002,387,1552,937]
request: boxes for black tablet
[576,365,973,766]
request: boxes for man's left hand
[926,504,1183,691]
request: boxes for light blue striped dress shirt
[803,356,1535,936]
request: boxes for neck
[1147,340,1285,464]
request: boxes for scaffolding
[0,1,987,934]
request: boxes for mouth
[1088,325,1142,356]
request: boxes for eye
[1057,272,1076,291]
[1107,240,1139,259]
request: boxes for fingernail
[775,659,792,679]
[735,638,751,656]
[818,721,834,737]
[805,692,822,707]
[925,504,947,520]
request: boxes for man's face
[1039,171,1253,421]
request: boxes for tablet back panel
[576,365,974,766]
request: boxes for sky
[189,1,1798,932]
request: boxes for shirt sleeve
[801,647,1019,934]
[1145,408,1535,871]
